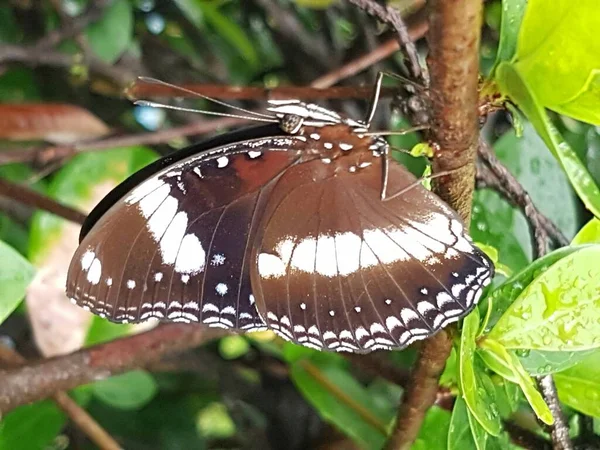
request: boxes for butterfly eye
[280,114,304,134]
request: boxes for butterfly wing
[67,135,302,331]
[250,157,493,352]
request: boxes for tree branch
[385,0,483,448]
[0,324,227,414]
[0,177,87,225]
[346,0,424,83]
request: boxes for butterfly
[66,75,493,353]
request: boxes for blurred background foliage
[0,0,599,449]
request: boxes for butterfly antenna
[134,77,277,120]
[134,100,279,124]
[382,168,461,202]
[363,125,429,137]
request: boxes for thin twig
[312,16,428,89]
[476,139,569,254]
[537,376,574,450]
[346,0,424,83]
[0,346,121,450]
[0,324,227,414]
[0,177,87,225]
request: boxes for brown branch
[384,332,453,450]
[537,374,574,450]
[346,0,424,83]
[0,44,134,89]
[0,117,245,166]
[0,177,87,225]
[0,324,227,414]
[0,346,121,450]
[384,0,483,448]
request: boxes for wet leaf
[489,245,600,351]
[459,308,502,436]
[496,62,600,218]
[93,370,158,410]
[514,0,600,124]
[481,339,553,424]
[0,104,110,143]
[494,123,579,241]
[483,245,588,334]
[554,349,600,417]
[86,0,133,63]
[517,348,597,376]
[0,240,35,325]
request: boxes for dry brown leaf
[0,104,110,143]
[26,182,155,357]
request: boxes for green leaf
[459,308,502,436]
[218,335,250,360]
[174,0,259,69]
[513,0,600,124]
[516,348,597,376]
[480,339,553,424]
[85,316,130,346]
[554,349,600,417]
[492,0,527,69]
[0,240,35,324]
[0,401,65,450]
[572,218,600,244]
[413,407,451,450]
[93,370,158,410]
[494,123,579,241]
[290,359,390,449]
[85,0,132,63]
[496,62,600,218]
[489,244,600,351]
[196,403,236,439]
[471,190,529,272]
[448,396,478,450]
[483,245,585,333]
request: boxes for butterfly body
[67,100,493,353]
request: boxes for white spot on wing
[127,280,136,289]
[215,283,228,296]
[147,195,178,240]
[217,156,229,168]
[258,253,286,278]
[160,211,188,265]
[81,250,94,270]
[175,233,206,274]
[87,258,101,285]
[138,183,170,218]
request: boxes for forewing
[251,157,493,352]
[67,138,302,331]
